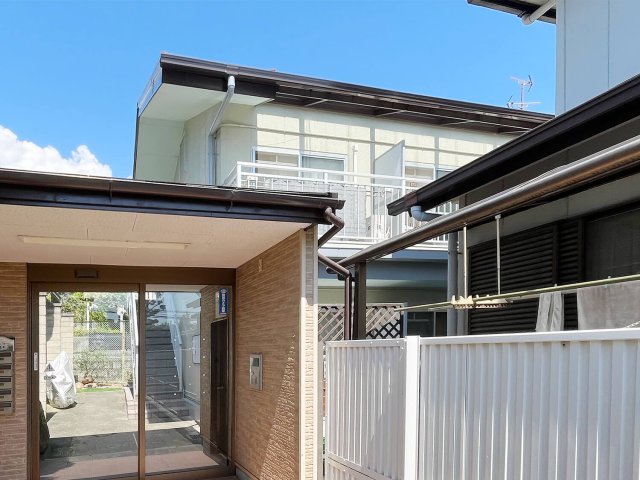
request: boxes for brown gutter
[341,134,640,267]
[0,168,344,212]
[316,208,353,340]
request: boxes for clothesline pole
[397,272,640,312]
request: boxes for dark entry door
[210,319,228,456]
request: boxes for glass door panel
[143,289,226,474]
[38,291,139,480]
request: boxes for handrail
[231,160,433,186]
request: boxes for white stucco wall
[556,0,640,113]
[176,102,513,186]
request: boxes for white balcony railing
[223,162,455,248]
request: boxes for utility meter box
[249,353,262,390]
[0,336,15,415]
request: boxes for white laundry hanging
[577,279,640,329]
[536,291,564,331]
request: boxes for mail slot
[0,336,14,416]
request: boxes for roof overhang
[138,53,552,134]
[467,0,556,23]
[388,72,640,215]
[0,169,343,268]
[0,168,343,224]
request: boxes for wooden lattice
[318,303,404,343]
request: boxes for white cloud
[0,125,113,177]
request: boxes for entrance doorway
[32,283,231,480]
[209,319,228,457]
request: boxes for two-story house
[134,54,550,338]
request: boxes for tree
[61,292,107,325]
[74,348,108,383]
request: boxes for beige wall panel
[404,148,436,164]
[256,131,300,150]
[302,137,349,156]
[257,113,300,133]
[234,233,303,480]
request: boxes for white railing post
[403,336,420,480]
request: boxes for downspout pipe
[316,207,353,340]
[318,208,345,248]
[208,75,236,185]
[409,205,441,222]
[521,0,556,25]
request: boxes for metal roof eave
[388,72,640,216]
[0,169,344,225]
[137,53,551,134]
[467,0,557,23]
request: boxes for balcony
[223,162,455,249]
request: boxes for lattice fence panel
[318,303,404,344]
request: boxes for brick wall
[0,263,28,480]
[234,231,318,480]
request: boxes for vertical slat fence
[326,329,640,480]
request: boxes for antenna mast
[507,75,541,110]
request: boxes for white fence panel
[418,330,640,480]
[326,339,419,480]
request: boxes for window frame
[251,146,347,176]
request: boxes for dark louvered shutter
[468,221,582,334]
[557,220,583,329]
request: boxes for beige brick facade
[234,230,318,480]
[0,263,28,480]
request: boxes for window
[301,155,344,179]
[406,311,447,337]
[404,162,434,182]
[253,148,345,179]
[585,207,640,280]
[254,150,299,177]
[436,167,454,179]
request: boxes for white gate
[326,329,640,480]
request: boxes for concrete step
[145,397,191,421]
[145,329,171,338]
[145,344,174,353]
[145,358,176,368]
[146,366,178,377]
[146,350,176,361]
[146,381,179,395]
[147,390,182,401]
[146,337,173,346]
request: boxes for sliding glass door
[37,290,139,480]
[143,288,227,473]
[34,283,231,480]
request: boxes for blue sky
[0,0,555,178]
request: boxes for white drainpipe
[521,0,556,25]
[208,75,236,185]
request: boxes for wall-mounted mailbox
[0,336,15,415]
[249,353,262,391]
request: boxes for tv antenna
[507,75,541,110]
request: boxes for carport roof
[0,168,344,224]
[0,168,344,267]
